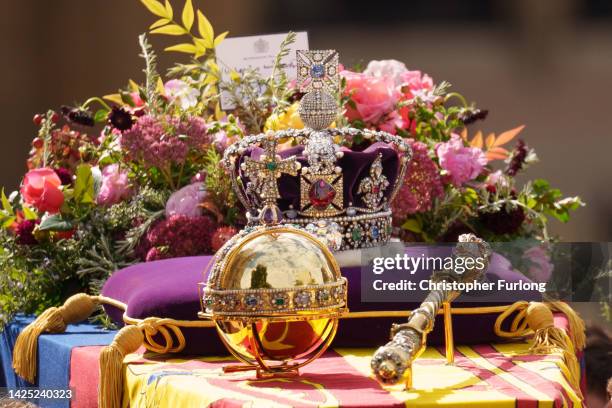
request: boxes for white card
[215,32,309,110]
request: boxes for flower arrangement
[0,0,584,328]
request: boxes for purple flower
[120,115,209,169]
[165,182,206,218]
[54,168,73,185]
[392,141,444,223]
[97,164,132,206]
[436,134,487,186]
[145,214,215,260]
[15,219,39,245]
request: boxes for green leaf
[401,218,422,233]
[151,24,187,36]
[94,109,109,123]
[120,91,136,107]
[532,179,550,194]
[1,216,15,229]
[164,43,197,54]
[73,164,95,205]
[140,0,168,18]
[197,10,214,43]
[149,18,170,29]
[38,214,74,232]
[1,189,13,215]
[103,94,125,106]
[214,31,229,47]
[463,187,478,205]
[22,206,37,220]
[181,0,194,31]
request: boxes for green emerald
[351,227,362,241]
[266,161,277,171]
[274,297,285,306]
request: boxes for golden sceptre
[370,233,491,388]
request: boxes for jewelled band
[201,278,347,318]
[286,211,392,251]
[202,225,349,319]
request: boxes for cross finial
[297,50,339,94]
[241,135,301,224]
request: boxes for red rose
[20,168,64,213]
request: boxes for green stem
[40,110,55,168]
[81,97,112,111]
[177,161,186,187]
[444,92,469,108]
[160,165,176,190]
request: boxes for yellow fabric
[123,342,583,408]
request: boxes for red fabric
[69,345,103,408]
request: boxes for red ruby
[372,186,380,193]
[309,179,336,210]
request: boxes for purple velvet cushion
[102,250,541,355]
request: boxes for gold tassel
[12,293,98,382]
[525,302,582,398]
[545,300,586,350]
[98,325,144,408]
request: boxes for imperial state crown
[222,49,412,251]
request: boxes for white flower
[164,79,199,110]
[363,59,408,86]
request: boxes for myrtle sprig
[39,110,57,168]
[269,31,296,110]
[138,33,161,111]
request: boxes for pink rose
[341,70,401,124]
[378,111,405,135]
[97,164,131,206]
[399,70,434,98]
[165,182,206,218]
[21,168,64,213]
[436,134,487,186]
[523,245,553,283]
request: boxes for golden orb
[199,225,347,377]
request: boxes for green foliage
[138,33,161,111]
[73,164,95,205]
[202,147,239,224]
[38,214,74,232]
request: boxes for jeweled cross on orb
[241,137,301,205]
[296,50,339,93]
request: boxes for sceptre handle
[370,234,491,388]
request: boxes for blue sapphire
[245,295,259,307]
[310,64,325,78]
[371,226,380,239]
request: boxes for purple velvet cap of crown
[239,142,400,211]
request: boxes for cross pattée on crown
[296,50,339,94]
[241,135,301,206]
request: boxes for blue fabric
[0,315,117,408]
